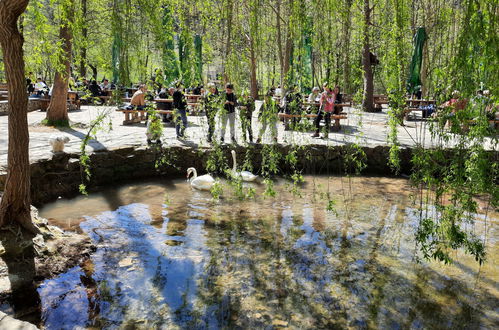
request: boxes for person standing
[312,85,336,139]
[239,90,255,143]
[173,82,188,139]
[257,92,279,144]
[220,83,237,143]
[204,84,219,143]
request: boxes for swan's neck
[232,152,237,172]
[191,168,198,179]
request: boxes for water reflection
[36,176,499,329]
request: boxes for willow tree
[361,0,375,112]
[46,0,74,124]
[0,0,38,233]
[243,0,260,98]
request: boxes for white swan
[187,167,215,191]
[231,150,258,182]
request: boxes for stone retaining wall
[0,144,415,206]
[0,98,44,115]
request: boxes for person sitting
[307,87,321,113]
[157,86,168,99]
[33,78,48,97]
[26,72,34,94]
[192,84,202,95]
[100,79,111,91]
[88,80,104,104]
[128,84,147,110]
[438,90,468,129]
[81,78,90,89]
[274,85,283,97]
[333,85,343,115]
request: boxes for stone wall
[0,144,415,206]
[0,98,44,116]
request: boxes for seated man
[128,84,147,110]
[100,79,111,91]
[33,78,48,96]
[333,85,343,115]
[88,80,104,104]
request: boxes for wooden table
[278,111,348,130]
[404,99,436,119]
[116,109,173,125]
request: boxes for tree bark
[88,63,98,80]
[361,0,375,112]
[47,19,72,122]
[342,0,353,93]
[0,0,39,233]
[276,0,284,86]
[79,0,88,78]
[223,0,233,83]
[249,37,258,99]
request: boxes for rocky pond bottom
[14,176,499,328]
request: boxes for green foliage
[41,118,70,128]
[78,109,113,194]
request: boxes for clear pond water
[23,176,499,328]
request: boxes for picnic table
[279,104,350,130]
[116,108,173,125]
[404,99,436,119]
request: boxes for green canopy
[407,27,427,94]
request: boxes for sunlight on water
[37,176,499,329]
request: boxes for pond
[26,176,499,328]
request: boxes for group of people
[141,81,345,145]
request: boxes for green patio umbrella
[407,27,427,94]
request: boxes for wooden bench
[116,109,173,125]
[279,112,348,130]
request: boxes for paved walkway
[0,104,495,170]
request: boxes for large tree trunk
[47,21,72,122]
[361,0,375,112]
[79,0,88,78]
[282,31,292,86]
[0,0,38,233]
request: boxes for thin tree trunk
[249,37,258,99]
[223,0,233,83]
[276,0,284,86]
[89,63,98,80]
[282,30,292,86]
[361,0,375,112]
[79,0,88,78]
[342,0,353,93]
[0,0,39,233]
[47,22,72,123]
